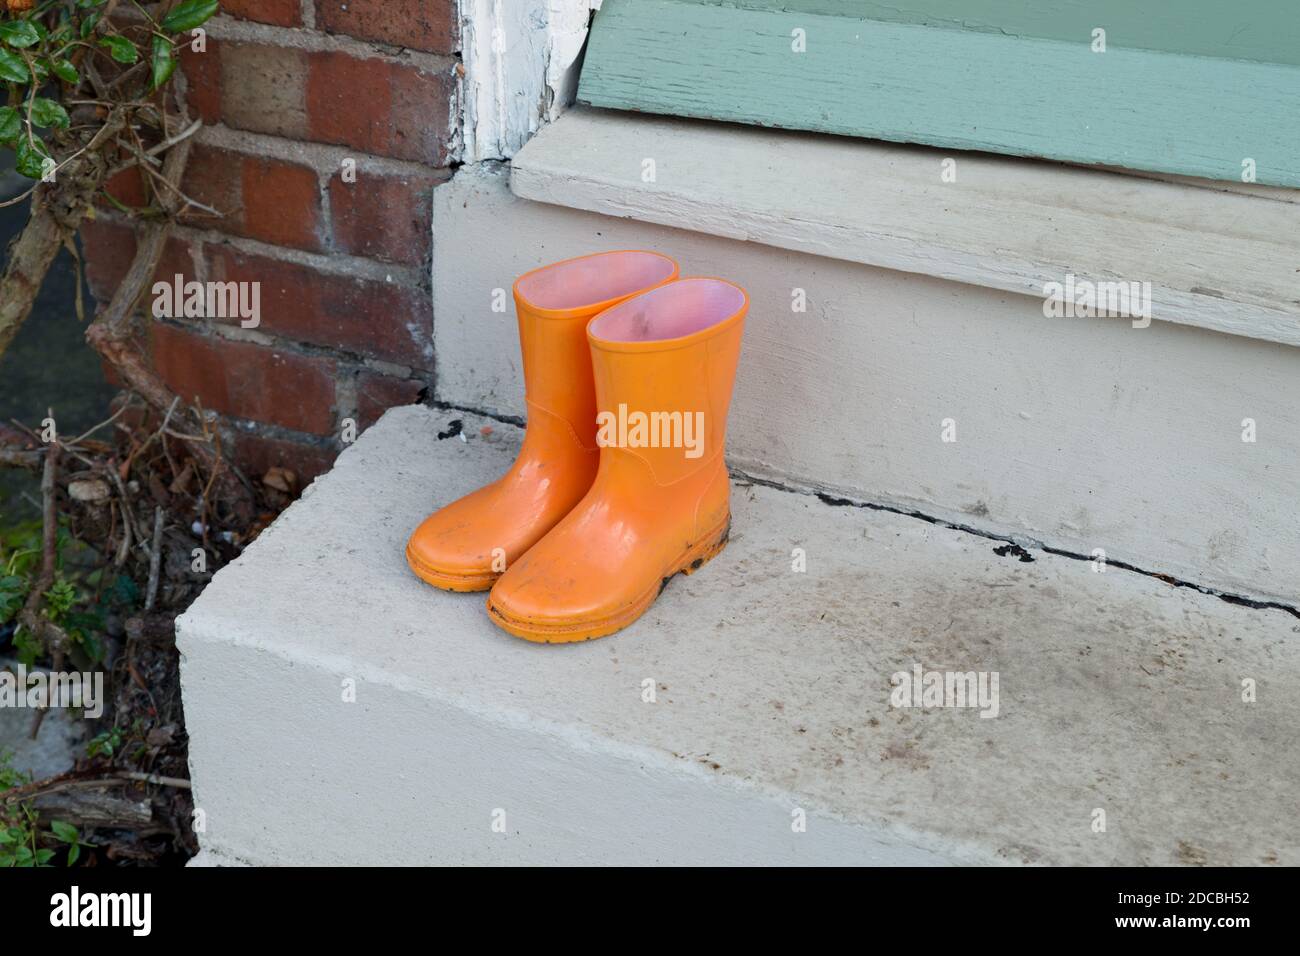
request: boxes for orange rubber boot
[486,277,747,640]
[405,251,679,591]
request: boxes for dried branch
[85,134,255,514]
[18,430,69,739]
[0,187,66,357]
[16,432,63,644]
[145,506,164,612]
[0,110,126,357]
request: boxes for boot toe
[486,547,653,642]
[405,489,509,591]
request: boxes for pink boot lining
[515,251,677,313]
[589,278,745,343]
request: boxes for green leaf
[150,34,176,90]
[80,13,102,40]
[0,48,29,83]
[15,137,52,180]
[0,21,41,49]
[0,830,14,846]
[98,35,138,64]
[13,628,41,667]
[14,845,34,866]
[76,630,104,664]
[44,578,78,615]
[0,107,20,148]
[50,820,79,844]
[67,843,81,866]
[30,98,70,130]
[161,0,219,34]
[35,848,56,866]
[52,59,79,84]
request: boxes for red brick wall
[83,1,459,484]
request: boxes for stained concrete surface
[178,406,1300,865]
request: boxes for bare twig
[25,427,60,613]
[0,183,38,209]
[66,401,133,448]
[0,767,191,804]
[122,395,179,474]
[113,499,133,567]
[118,771,191,790]
[144,506,164,612]
[21,430,67,739]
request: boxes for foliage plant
[1,0,220,356]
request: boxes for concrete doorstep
[177,406,1300,865]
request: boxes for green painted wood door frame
[578,0,1300,188]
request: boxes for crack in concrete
[428,400,1300,620]
[433,399,525,428]
[797,482,1299,621]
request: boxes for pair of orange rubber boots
[404,250,747,643]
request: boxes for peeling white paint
[457,0,600,162]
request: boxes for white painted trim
[511,108,1300,349]
[456,0,600,162]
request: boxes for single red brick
[80,221,197,304]
[305,51,454,164]
[356,371,425,430]
[179,35,222,124]
[205,245,433,367]
[149,324,337,435]
[179,144,243,231]
[328,167,446,265]
[80,221,137,300]
[315,0,457,54]
[181,146,325,252]
[387,62,456,166]
[220,0,302,27]
[151,240,204,302]
[102,166,147,208]
[232,431,339,486]
[240,154,325,251]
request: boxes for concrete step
[178,406,1300,865]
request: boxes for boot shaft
[512,251,679,435]
[587,278,747,485]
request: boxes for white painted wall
[456,0,600,161]
[433,164,1300,605]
